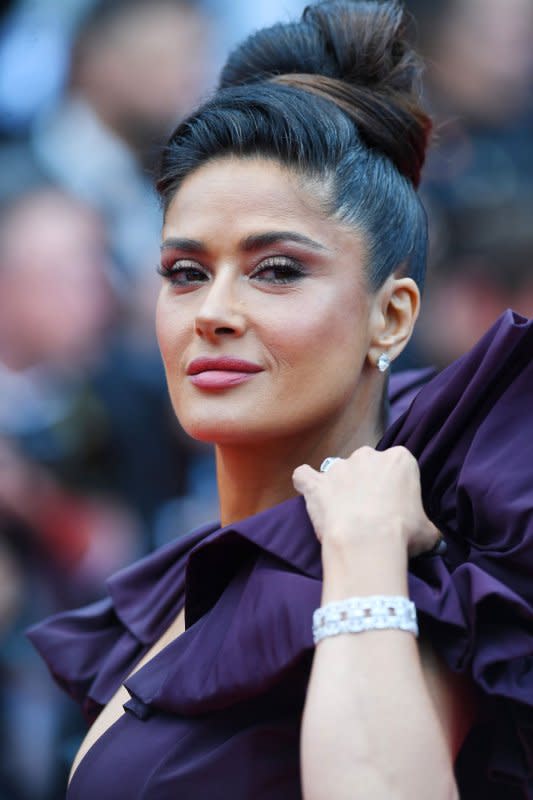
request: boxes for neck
[216,396,381,526]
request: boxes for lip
[186,357,264,390]
[186,357,263,376]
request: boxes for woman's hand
[293,446,440,559]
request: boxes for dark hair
[157,0,432,290]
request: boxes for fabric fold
[125,555,321,716]
[382,310,533,792]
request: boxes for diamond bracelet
[312,595,418,645]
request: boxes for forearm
[301,539,458,800]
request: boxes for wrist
[321,536,409,603]
[313,595,418,644]
[319,516,408,553]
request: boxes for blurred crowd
[0,0,532,798]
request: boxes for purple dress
[28,310,533,799]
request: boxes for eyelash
[250,257,306,284]
[156,257,306,287]
[156,261,207,286]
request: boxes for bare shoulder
[419,637,478,759]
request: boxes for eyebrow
[161,237,204,253]
[160,231,330,254]
[240,231,330,253]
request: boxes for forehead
[163,157,339,243]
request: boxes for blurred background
[0,0,532,797]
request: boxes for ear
[367,276,420,369]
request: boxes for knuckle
[292,465,308,486]
[349,445,374,461]
[390,446,418,470]
[390,445,410,459]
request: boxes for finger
[415,535,448,559]
[426,519,446,555]
[431,538,448,556]
[412,518,447,558]
[292,463,319,493]
[422,519,442,549]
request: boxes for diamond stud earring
[377,353,391,373]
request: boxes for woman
[29,1,533,798]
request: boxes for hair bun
[303,1,420,96]
[220,1,432,186]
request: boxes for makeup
[186,357,263,390]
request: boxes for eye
[157,261,209,287]
[249,257,306,285]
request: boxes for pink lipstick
[186,357,263,390]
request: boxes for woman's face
[156,157,380,447]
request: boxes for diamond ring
[319,457,341,473]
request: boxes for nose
[194,272,246,342]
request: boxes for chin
[179,414,251,445]
[179,411,280,446]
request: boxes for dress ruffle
[27,523,215,723]
[381,310,533,795]
[28,310,533,797]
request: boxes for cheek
[263,289,368,374]
[155,294,189,374]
